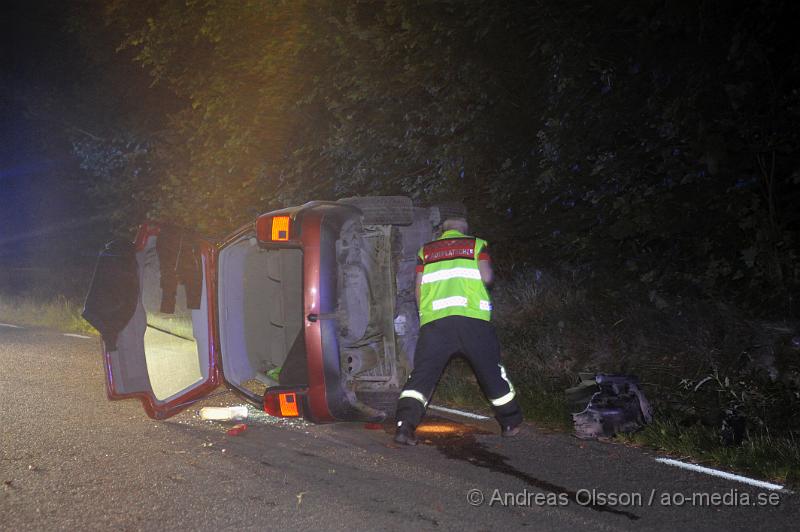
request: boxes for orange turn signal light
[279,392,299,417]
[271,215,291,241]
[263,390,302,418]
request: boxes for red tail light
[256,214,292,243]
[263,390,302,417]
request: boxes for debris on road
[568,373,653,440]
[296,491,308,507]
[199,405,248,421]
[226,423,248,436]
[242,404,311,429]
[186,402,311,434]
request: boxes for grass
[432,357,573,431]
[435,356,800,487]
[621,420,800,487]
[432,359,489,412]
[429,266,800,488]
[0,294,96,335]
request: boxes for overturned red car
[84,197,459,423]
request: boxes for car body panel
[298,209,332,421]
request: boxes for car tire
[337,196,414,226]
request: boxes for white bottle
[199,405,249,421]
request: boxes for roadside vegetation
[0,266,96,334]
[0,293,95,334]
[623,421,800,487]
[434,268,800,487]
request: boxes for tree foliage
[73,0,799,313]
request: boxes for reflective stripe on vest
[432,296,468,310]
[421,267,482,284]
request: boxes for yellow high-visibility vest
[417,230,491,326]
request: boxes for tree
[71,0,799,311]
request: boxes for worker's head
[433,201,468,234]
[442,217,469,234]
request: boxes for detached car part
[568,374,653,440]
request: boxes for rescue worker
[394,215,523,445]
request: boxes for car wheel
[338,196,414,226]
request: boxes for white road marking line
[655,457,786,492]
[63,333,92,339]
[428,404,491,420]
[0,323,23,329]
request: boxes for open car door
[83,222,220,419]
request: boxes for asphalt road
[1,325,798,531]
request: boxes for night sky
[1,1,105,265]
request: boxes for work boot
[501,422,522,438]
[394,422,418,446]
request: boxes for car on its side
[83,197,458,422]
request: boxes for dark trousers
[395,315,523,430]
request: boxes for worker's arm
[479,259,494,288]
[415,250,425,307]
[477,241,494,287]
